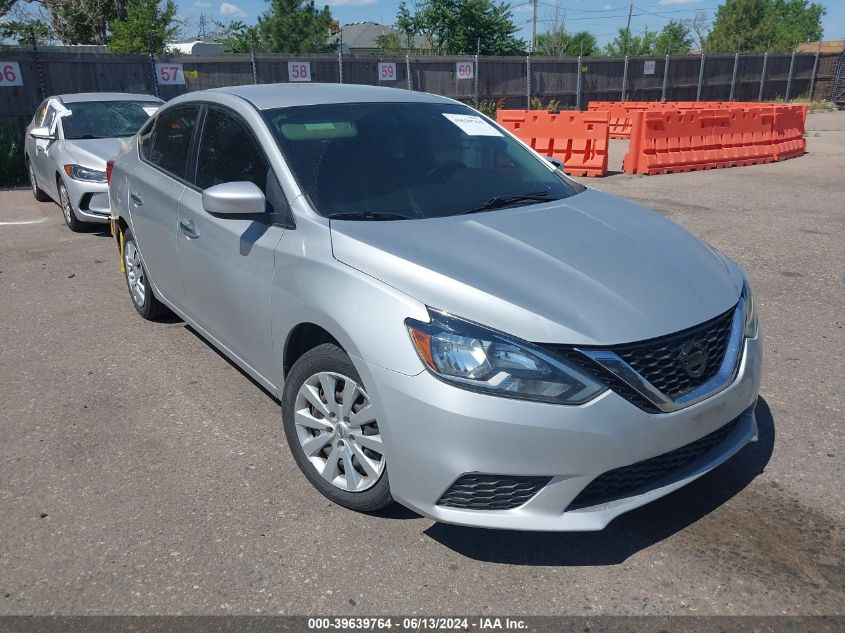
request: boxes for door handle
[179,219,200,239]
[130,192,143,206]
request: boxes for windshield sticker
[142,105,160,116]
[442,113,502,137]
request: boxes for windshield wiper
[456,192,555,216]
[326,211,415,221]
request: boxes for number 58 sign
[0,62,24,87]
[288,61,312,82]
[155,63,185,85]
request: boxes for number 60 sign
[0,62,24,87]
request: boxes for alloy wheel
[29,163,38,197]
[293,371,385,492]
[59,185,73,225]
[124,241,146,307]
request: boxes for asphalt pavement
[0,111,842,616]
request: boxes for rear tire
[59,181,87,232]
[123,229,169,321]
[28,160,50,202]
[282,343,394,512]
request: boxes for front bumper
[64,176,110,223]
[357,333,762,531]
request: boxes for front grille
[612,307,736,399]
[542,304,737,411]
[437,474,551,510]
[566,416,741,511]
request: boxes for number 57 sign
[0,62,24,87]
[155,63,185,85]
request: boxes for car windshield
[263,102,583,220]
[62,100,160,140]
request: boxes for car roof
[55,92,163,104]
[202,83,454,110]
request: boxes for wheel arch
[283,322,343,379]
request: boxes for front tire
[58,181,87,232]
[123,229,169,321]
[282,344,393,512]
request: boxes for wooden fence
[1,48,842,138]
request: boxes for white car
[25,92,162,231]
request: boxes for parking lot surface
[0,111,843,616]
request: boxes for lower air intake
[566,416,741,511]
[437,474,551,510]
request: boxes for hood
[329,188,743,345]
[63,137,128,167]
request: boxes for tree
[256,0,334,53]
[535,28,598,57]
[706,0,824,52]
[0,19,53,45]
[108,0,179,53]
[215,19,261,53]
[396,0,524,56]
[50,0,117,44]
[376,31,404,56]
[604,26,657,56]
[654,19,693,55]
[0,0,18,19]
[689,11,709,52]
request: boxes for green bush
[0,125,27,188]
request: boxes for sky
[181,0,845,50]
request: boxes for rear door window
[148,106,200,181]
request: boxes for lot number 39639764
[0,62,24,87]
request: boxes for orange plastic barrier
[587,101,807,141]
[497,110,609,177]
[622,104,807,175]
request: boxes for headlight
[741,281,758,338]
[64,164,107,183]
[406,310,606,405]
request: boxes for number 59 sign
[288,61,312,82]
[378,62,396,82]
[155,63,185,85]
[0,62,24,87]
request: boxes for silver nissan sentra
[107,84,762,531]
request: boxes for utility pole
[531,0,538,54]
[622,3,633,56]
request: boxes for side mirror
[30,126,56,140]
[546,156,564,171]
[202,181,266,216]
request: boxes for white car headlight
[742,281,758,338]
[64,164,107,183]
[406,310,606,405]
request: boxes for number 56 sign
[155,63,185,85]
[0,62,24,87]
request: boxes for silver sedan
[108,84,762,531]
[25,92,162,231]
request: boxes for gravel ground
[0,111,842,616]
